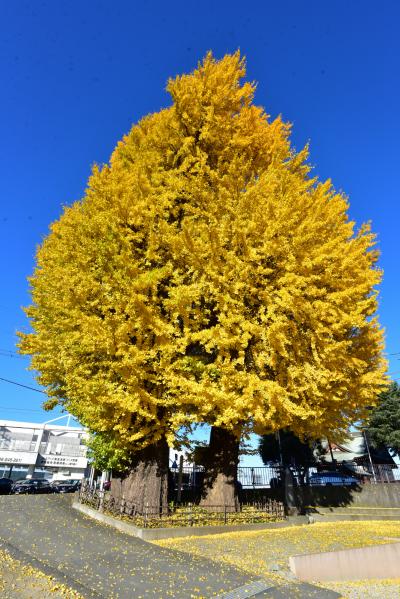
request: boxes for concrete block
[289,541,400,581]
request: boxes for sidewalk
[0,495,339,598]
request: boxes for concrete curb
[290,541,400,582]
[72,502,308,541]
[308,513,400,522]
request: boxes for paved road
[0,495,339,598]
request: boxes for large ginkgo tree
[19,52,387,510]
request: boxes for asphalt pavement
[0,494,339,598]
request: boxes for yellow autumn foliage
[19,52,387,451]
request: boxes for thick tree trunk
[199,426,240,511]
[110,438,169,515]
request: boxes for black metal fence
[170,461,400,491]
[169,465,282,490]
[79,460,400,527]
[78,487,285,528]
[238,466,282,487]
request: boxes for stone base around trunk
[72,500,305,541]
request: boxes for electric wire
[0,376,46,394]
[0,406,44,413]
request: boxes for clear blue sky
[0,0,399,424]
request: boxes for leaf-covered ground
[2,496,399,598]
[0,548,82,599]
[0,495,255,597]
[155,521,400,598]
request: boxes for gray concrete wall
[244,483,400,510]
[302,482,400,509]
[290,542,400,581]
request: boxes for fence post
[192,463,196,491]
[98,489,105,513]
[385,466,390,483]
[120,495,125,516]
[177,455,184,503]
[188,502,193,526]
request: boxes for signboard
[0,450,37,465]
[38,455,88,469]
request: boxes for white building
[0,416,89,481]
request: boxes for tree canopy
[367,382,400,456]
[19,52,387,458]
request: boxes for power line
[0,376,46,394]
[0,348,28,360]
[0,406,44,413]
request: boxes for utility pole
[363,430,377,483]
[327,439,335,464]
[276,431,283,466]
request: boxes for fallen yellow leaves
[0,548,83,599]
[321,577,400,599]
[100,501,284,528]
[154,520,400,589]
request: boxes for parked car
[50,479,81,494]
[12,479,53,494]
[94,479,111,490]
[0,477,13,495]
[341,462,373,482]
[309,471,358,487]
